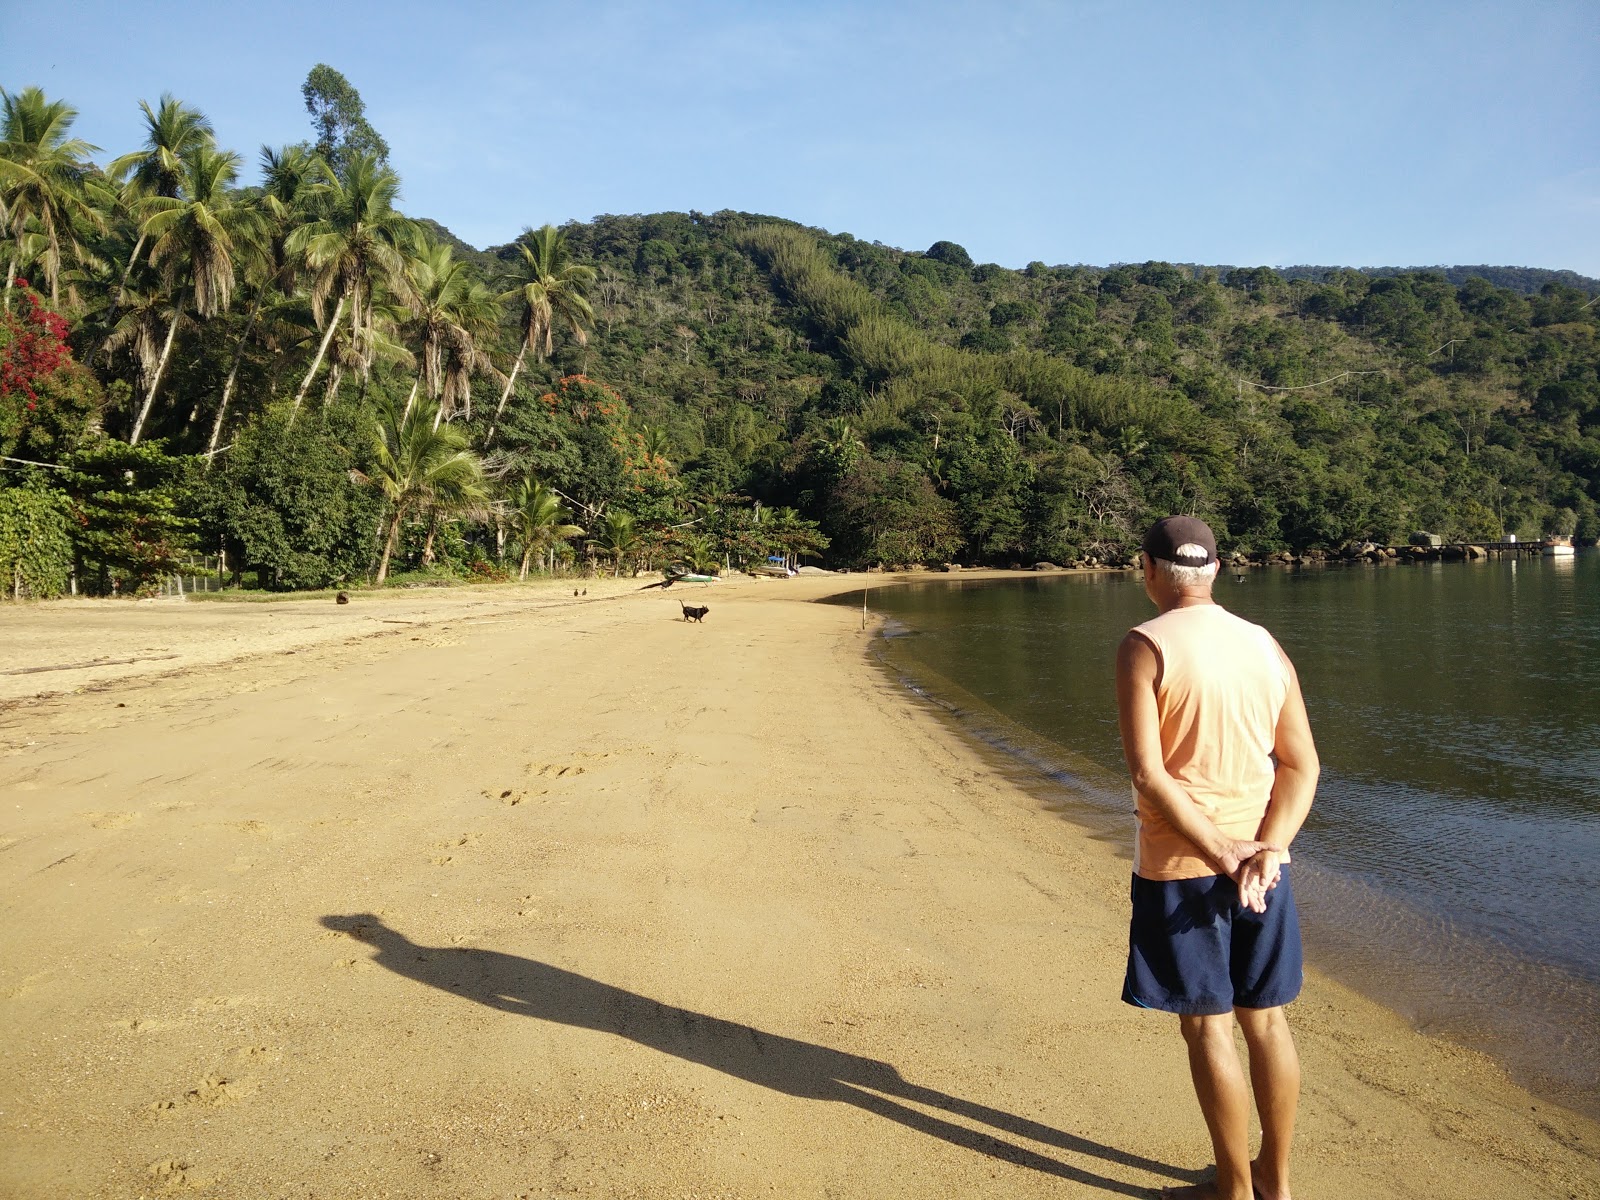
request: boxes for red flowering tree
[0,279,102,461]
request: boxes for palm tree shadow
[323,914,1197,1196]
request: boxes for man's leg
[1235,1005,1299,1200]
[1165,1012,1253,1200]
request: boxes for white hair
[1153,553,1218,588]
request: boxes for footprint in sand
[85,810,138,830]
[148,1072,258,1115]
[112,1015,178,1033]
[527,761,586,780]
[484,787,537,806]
[191,995,253,1012]
[147,1158,215,1192]
[3,970,51,999]
[433,833,480,850]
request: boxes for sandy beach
[1,575,1595,1199]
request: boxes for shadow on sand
[323,914,1196,1196]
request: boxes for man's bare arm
[1239,646,1320,905]
[1115,631,1274,879]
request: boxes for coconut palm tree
[204,145,320,461]
[507,477,583,580]
[485,224,595,443]
[128,144,260,444]
[367,400,486,584]
[588,509,641,577]
[0,86,104,306]
[286,151,414,415]
[401,232,503,428]
[639,424,672,464]
[107,94,214,304]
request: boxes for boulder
[1033,561,1059,571]
[1409,530,1443,548]
[1465,545,1488,560]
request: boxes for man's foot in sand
[1249,1156,1290,1200]
[1158,1184,1246,1200]
[1157,1165,1289,1200]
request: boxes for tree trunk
[130,290,185,445]
[400,378,420,423]
[206,293,263,463]
[519,547,532,581]
[322,359,344,407]
[117,232,147,300]
[290,294,346,422]
[422,516,438,565]
[375,507,405,585]
[484,343,528,444]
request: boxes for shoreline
[1,576,1596,1198]
[857,593,1600,1121]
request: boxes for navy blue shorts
[1122,867,1303,1016]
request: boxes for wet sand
[1,575,1596,1198]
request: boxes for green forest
[4,69,1599,598]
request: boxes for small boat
[1543,535,1575,557]
[672,573,721,583]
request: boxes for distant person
[1114,516,1320,1200]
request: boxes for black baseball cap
[1142,516,1217,566]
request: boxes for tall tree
[205,144,319,460]
[0,87,104,306]
[128,144,259,444]
[486,224,595,442]
[285,151,413,414]
[302,65,390,174]
[401,231,502,427]
[107,95,215,304]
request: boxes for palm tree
[401,231,503,428]
[486,224,595,443]
[507,477,583,580]
[286,151,414,415]
[588,509,641,577]
[0,86,104,306]
[108,95,214,304]
[639,424,672,465]
[128,144,259,444]
[367,401,486,584]
[205,145,319,461]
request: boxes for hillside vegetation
[3,75,1597,596]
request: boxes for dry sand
[0,575,1595,1199]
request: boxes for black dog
[679,602,709,623]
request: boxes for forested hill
[1270,264,1600,296]
[454,210,1600,561]
[3,77,1598,594]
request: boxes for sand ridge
[1,575,1596,1198]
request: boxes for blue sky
[5,1,1597,273]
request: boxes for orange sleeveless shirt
[1131,604,1290,880]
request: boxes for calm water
[849,554,1600,1116]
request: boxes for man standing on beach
[1115,516,1319,1200]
